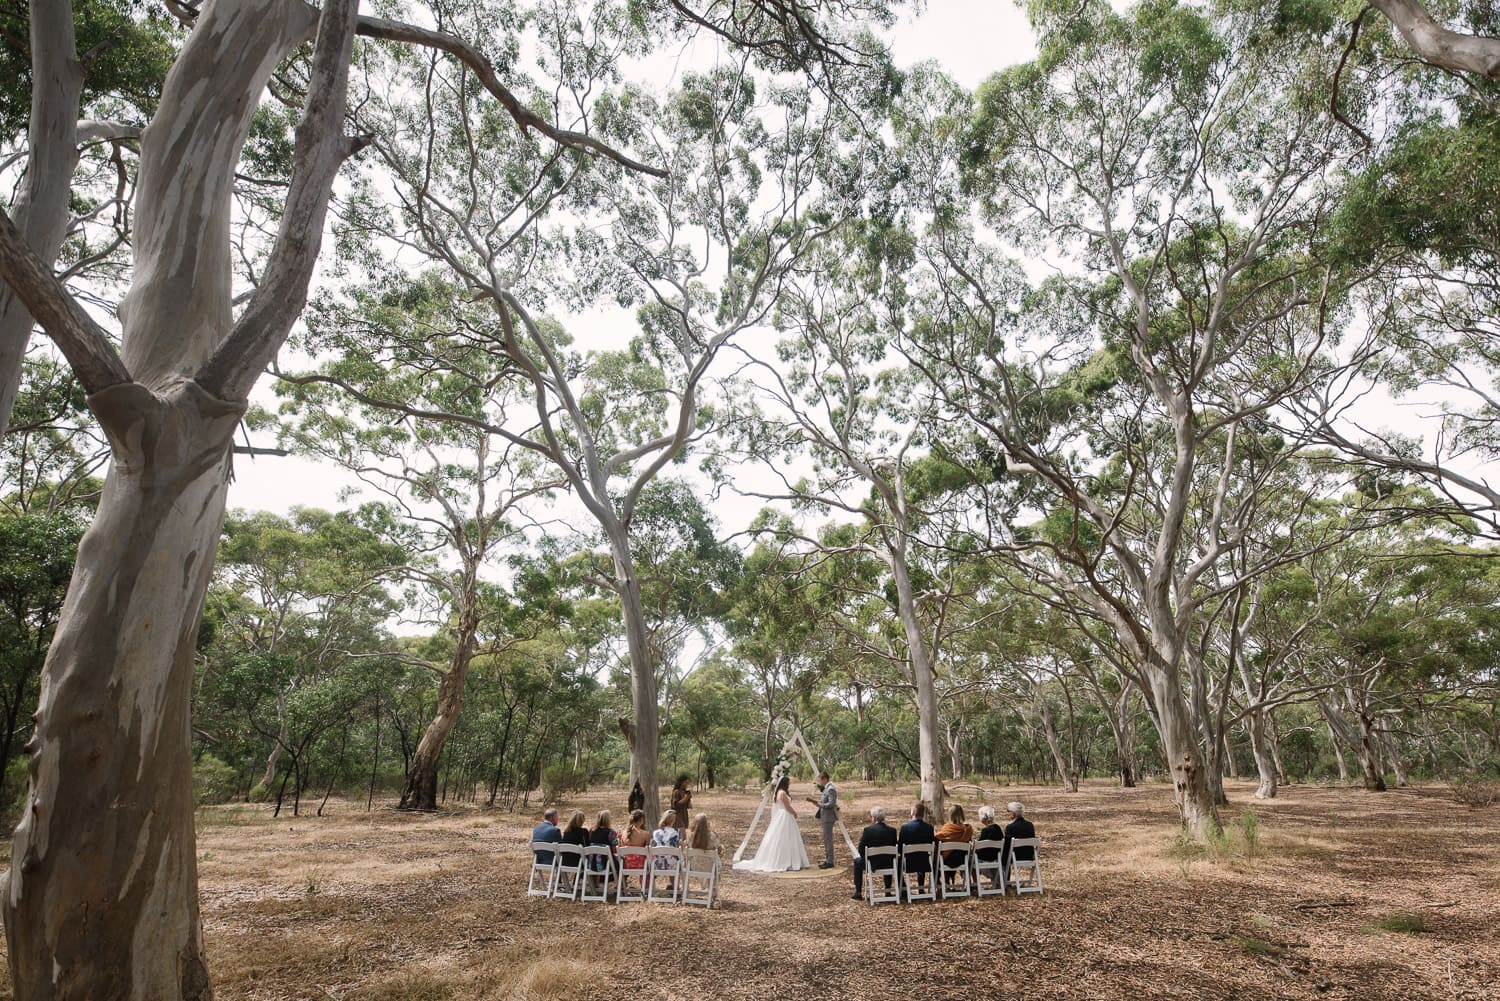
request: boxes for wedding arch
[732,726,857,863]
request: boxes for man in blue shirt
[531,807,562,864]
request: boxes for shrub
[1237,808,1261,858]
[541,761,588,802]
[1450,774,1498,809]
[193,754,239,806]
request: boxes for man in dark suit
[531,807,562,864]
[851,805,899,899]
[1002,801,1036,866]
[897,801,935,897]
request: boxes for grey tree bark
[0,0,358,995]
[0,0,86,439]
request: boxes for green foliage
[0,1,178,134]
[541,761,590,801]
[192,754,239,807]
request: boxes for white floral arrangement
[768,746,795,788]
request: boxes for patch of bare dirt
[2,781,1497,1000]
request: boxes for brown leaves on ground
[2,781,1497,1000]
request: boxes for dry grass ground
[2,780,1497,1000]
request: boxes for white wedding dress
[734,790,809,872]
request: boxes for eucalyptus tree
[349,39,873,818]
[899,0,1366,837]
[272,268,568,810]
[738,222,1001,815]
[0,0,681,992]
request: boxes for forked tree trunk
[400,561,481,811]
[1246,707,1278,799]
[0,0,356,995]
[1,384,240,1000]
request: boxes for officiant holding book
[805,771,839,868]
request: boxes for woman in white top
[733,775,809,872]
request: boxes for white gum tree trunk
[888,541,944,818]
[0,2,85,439]
[0,0,359,995]
[1246,707,1279,799]
[1145,657,1221,838]
[609,523,662,825]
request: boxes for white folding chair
[937,842,976,899]
[615,846,649,902]
[528,841,558,897]
[973,839,1006,897]
[550,843,586,900]
[863,846,900,906]
[900,843,936,902]
[679,848,720,908]
[579,846,615,903]
[646,845,683,903]
[1006,838,1043,896]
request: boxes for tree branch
[354,16,666,178]
[0,206,130,393]
[1369,0,1500,77]
[198,0,362,399]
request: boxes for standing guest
[686,812,721,854]
[934,804,974,888]
[851,805,898,900]
[628,780,646,814]
[670,776,693,835]
[588,810,619,872]
[1003,801,1037,866]
[620,809,650,872]
[897,801,935,897]
[805,770,839,868]
[531,807,562,865]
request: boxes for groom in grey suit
[806,771,838,868]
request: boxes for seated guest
[620,809,650,870]
[560,809,590,848]
[1003,801,1037,864]
[686,812,721,854]
[897,801,935,894]
[651,810,682,869]
[852,805,898,900]
[588,810,619,871]
[975,806,1005,862]
[934,804,974,885]
[531,807,562,865]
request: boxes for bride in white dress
[734,775,809,872]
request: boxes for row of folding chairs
[860,838,1042,905]
[527,842,720,907]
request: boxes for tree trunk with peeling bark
[1246,707,1278,799]
[1146,662,1221,837]
[608,522,662,825]
[400,561,482,811]
[0,0,358,995]
[888,541,944,818]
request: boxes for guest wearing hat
[1002,800,1036,867]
